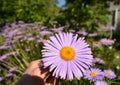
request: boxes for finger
[29,60,42,69]
[40,67,50,79]
[24,60,42,74]
[45,76,57,85]
[30,67,50,79]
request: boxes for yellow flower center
[106,72,111,76]
[90,72,97,77]
[60,47,75,61]
[42,39,47,43]
[43,31,47,35]
[104,40,109,44]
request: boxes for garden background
[0,0,120,85]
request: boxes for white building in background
[109,2,120,28]
[108,2,120,38]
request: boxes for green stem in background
[16,41,29,67]
[9,45,25,70]
[20,49,29,67]
[0,53,23,75]
[110,30,113,39]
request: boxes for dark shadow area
[16,74,45,85]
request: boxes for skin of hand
[16,60,57,85]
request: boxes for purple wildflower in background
[27,37,35,41]
[84,68,104,82]
[92,42,102,48]
[36,39,42,43]
[42,32,93,80]
[8,67,17,73]
[50,21,58,25]
[8,29,20,38]
[3,38,13,46]
[95,81,108,85]
[25,48,31,52]
[0,54,8,61]
[88,33,97,37]
[16,31,25,35]
[69,29,75,33]
[36,38,47,43]
[0,45,8,50]
[101,26,115,31]
[5,73,13,78]
[2,33,8,38]
[41,26,48,30]
[37,22,43,25]
[104,70,116,79]
[100,38,114,46]
[77,30,88,36]
[93,58,105,65]
[0,51,18,61]
[0,77,3,82]
[51,27,64,33]
[7,51,19,56]
[26,34,32,37]
[18,21,25,24]
[39,30,52,36]
[11,22,18,28]
[14,35,24,41]
[36,35,41,39]
[26,23,34,28]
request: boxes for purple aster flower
[0,54,8,61]
[101,26,115,31]
[3,38,13,46]
[93,58,105,65]
[104,70,116,79]
[100,38,114,46]
[0,45,9,50]
[50,21,58,25]
[16,31,25,35]
[77,30,88,36]
[42,32,93,80]
[25,48,31,52]
[41,26,48,30]
[37,38,47,43]
[51,27,64,33]
[13,35,24,41]
[8,51,19,56]
[39,30,52,36]
[36,39,42,43]
[92,42,102,48]
[84,68,104,82]
[95,81,108,85]
[2,33,8,38]
[11,22,18,28]
[0,77,3,82]
[8,67,17,73]
[8,29,20,38]
[5,73,13,78]
[69,29,75,33]
[26,23,34,28]
[0,51,19,61]
[37,22,43,25]
[18,21,25,24]
[27,37,35,41]
[88,33,97,37]
[26,34,32,37]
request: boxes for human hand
[16,60,57,85]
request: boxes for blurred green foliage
[0,0,60,26]
[55,0,111,31]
